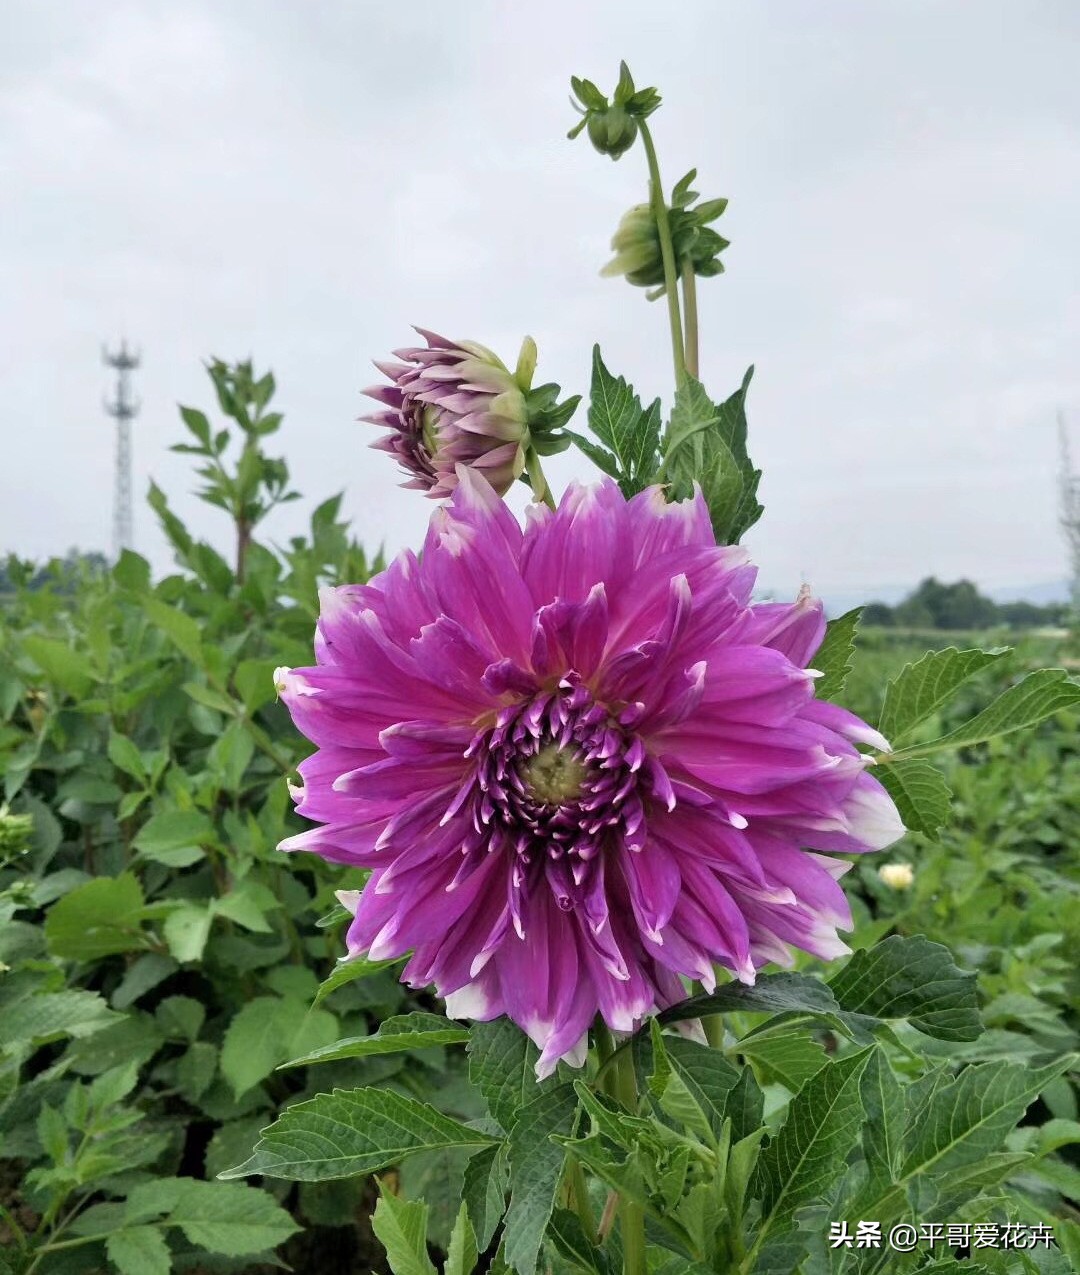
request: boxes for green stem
[612,1045,647,1275]
[638,120,685,387]
[0,1203,26,1249]
[681,260,699,379]
[567,1156,599,1245]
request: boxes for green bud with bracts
[602,169,730,298]
[567,62,660,161]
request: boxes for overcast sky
[3,1,1079,603]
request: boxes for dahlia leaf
[312,955,404,1006]
[280,1011,469,1069]
[751,1047,873,1250]
[874,758,952,837]
[445,1201,479,1275]
[372,1184,437,1275]
[827,935,981,1043]
[662,369,762,543]
[735,1031,829,1093]
[886,667,1080,760]
[856,1045,905,1197]
[726,1067,765,1145]
[644,1029,741,1146]
[219,1088,499,1181]
[811,607,862,703]
[655,971,847,1034]
[105,1226,171,1275]
[462,1143,509,1252]
[856,1056,1077,1223]
[547,1207,613,1275]
[584,345,662,494]
[467,1019,546,1135]
[878,646,1010,743]
[504,1083,579,1275]
[125,1176,301,1255]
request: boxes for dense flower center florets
[462,677,651,918]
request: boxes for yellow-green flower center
[420,404,441,458]
[523,744,587,806]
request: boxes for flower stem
[612,1044,647,1275]
[638,120,686,387]
[567,1156,599,1245]
[681,259,699,379]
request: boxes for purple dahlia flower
[277,471,904,1077]
[361,329,534,500]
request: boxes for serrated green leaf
[827,935,981,1042]
[219,1087,498,1181]
[547,1207,613,1275]
[372,1183,437,1275]
[313,954,404,1006]
[859,1056,1077,1222]
[646,1030,741,1145]
[468,1018,547,1134]
[878,646,1009,743]
[812,608,862,703]
[752,1048,872,1249]
[127,1176,299,1255]
[281,1011,469,1069]
[736,1031,828,1092]
[875,758,952,837]
[857,1045,904,1197]
[106,1226,170,1275]
[656,971,845,1031]
[504,1083,579,1275]
[462,1142,510,1252]
[45,873,148,961]
[889,668,1080,761]
[445,1200,479,1275]
[584,347,663,492]
[662,368,762,543]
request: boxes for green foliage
[661,368,763,543]
[566,346,662,497]
[0,358,404,1272]
[3,352,1078,1275]
[812,607,863,703]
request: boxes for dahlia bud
[878,862,914,891]
[601,170,729,297]
[567,62,660,162]
[362,330,578,500]
[0,804,33,867]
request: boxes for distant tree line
[0,550,109,595]
[862,576,1068,631]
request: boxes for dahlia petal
[739,589,826,667]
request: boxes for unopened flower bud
[602,170,730,297]
[0,804,33,866]
[362,331,578,499]
[878,862,914,891]
[567,63,660,162]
